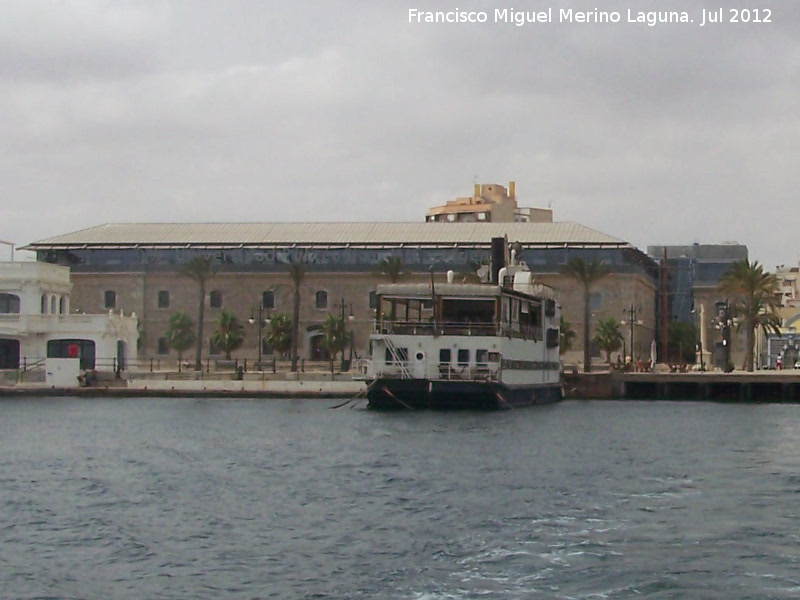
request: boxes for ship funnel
[490,237,506,284]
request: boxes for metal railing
[376,320,542,341]
[368,361,500,381]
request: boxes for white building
[0,261,138,372]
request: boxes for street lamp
[249,305,271,369]
[691,305,706,371]
[335,297,355,370]
[621,304,642,363]
[714,300,735,371]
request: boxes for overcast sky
[2,0,798,268]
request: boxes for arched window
[50,295,56,315]
[209,290,223,308]
[158,290,170,309]
[0,293,20,314]
[104,290,117,309]
[315,290,328,310]
[41,294,47,314]
[262,290,275,309]
[59,296,67,314]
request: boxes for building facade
[648,243,749,369]
[24,222,658,367]
[425,182,553,224]
[0,261,138,372]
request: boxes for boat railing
[367,361,500,381]
[376,320,542,341]
[436,362,499,382]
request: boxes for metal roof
[23,221,629,249]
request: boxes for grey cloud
[1,0,799,270]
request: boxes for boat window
[476,349,488,364]
[385,347,408,364]
[457,349,470,365]
[441,298,494,323]
[519,301,542,339]
[439,348,451,363]
[488,352,501,363]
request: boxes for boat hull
[366,378,562,411]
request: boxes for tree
[320,314,352,374]
[667,320,697,364]
[287,260,306,372]
[592,317,624,365]
[210,310,245,359]
[374,256,408,283]
[560,257,611,372]
[717,259,781,372]
[164,312,195,365]
[179,256,216,370]
[560,315,577,355]
[266,313,292,358]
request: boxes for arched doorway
[0,339,20,369]
[307,326,331,361]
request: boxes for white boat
[365,239,562,410]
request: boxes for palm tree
[164,311,195,368]
[210,310,245,360]
[592,317,624,365]
[560,315,577,355]
[320,314,352,375]
[179,256,216,370]
[560,257,611,372]
[266,313,292,358]
[287,260,306,372]
[717,259,781,371]
[374,256,408,283]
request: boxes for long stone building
[23,221,658,368]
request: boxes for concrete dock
[614,371,800,402]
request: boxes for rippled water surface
[2,398,800,599]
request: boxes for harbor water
[2,397,800,599]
